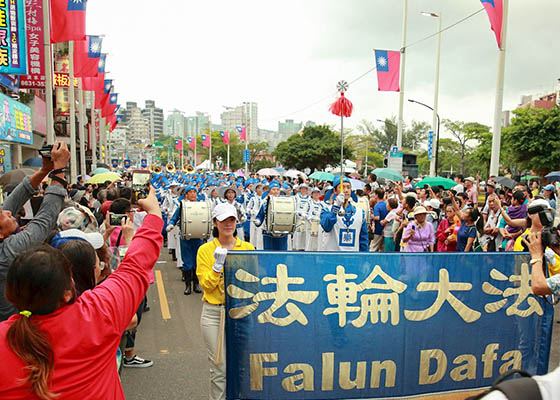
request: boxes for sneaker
[123,355,153,368]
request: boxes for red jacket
[435,217,457,252]
[0,214,163,399]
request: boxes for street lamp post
[421,11,442,178]
[408,99,440,176]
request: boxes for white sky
[87,0,560,136]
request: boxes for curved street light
[408,99,440,176]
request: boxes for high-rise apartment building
[220,102,258,142]
[165,109,186,137]
[186,111,211,138]
[278,119,302,139]
[142,100,164,141]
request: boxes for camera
[542,226,560,248]
[38,145,53,159]
[110,214,127,226]
[522,200,560,250]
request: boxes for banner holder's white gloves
[166,224,174,232]
[212,246,228,273]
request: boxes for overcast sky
[87,0,560,135]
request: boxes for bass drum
[266,196,296,237]
[355,197,371,224]
[180,200,212,240]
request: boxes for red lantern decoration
[329,92,353,118]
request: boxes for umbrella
[86,172,122,184]
[309,171,335,182]
[23,157,42,167]
[91,167,110,175]
[545,171,560,182]
[349,178,365,191]
[349,172,362,179]
[330,166,357,174]
[415,176,456,190]
[372,168,404,182]
[284,169,307,179]
[520,175,539,181]
[233,169,245,177]
[257,168,280,176]
[0,168,36,185]
[493,176,517,189]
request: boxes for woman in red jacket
[0,187,163,400]
[435,204,460,252]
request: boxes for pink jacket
[0,215,163,399]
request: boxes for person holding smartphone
[401,206,435,252]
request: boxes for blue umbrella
[23,157,42,167]
[545,171,560,182]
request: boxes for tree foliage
[357,117,430,154]
[273,125,354,170]
[502,106,560,175]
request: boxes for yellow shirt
[196,237,255,305]
[514,228,560,276]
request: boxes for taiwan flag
[50,0,87,44]
[374,49,400,92]
[104,80,112,94]
[75,36,102,78]
[110,93,118,105]
[202,134,211,148]
[98,54,107,74]
[220,130,230,145]
[481,0,504,49]
[236,125,247,142]
[187,137,195,149]
[175,139,182,150]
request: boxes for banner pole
[489,0,509,177]
[227,142,230,173]
[396,0,408,153]
[78,79,86,177]
[68,41,77,184]
[42,0,55,144]
[90,91,96,170]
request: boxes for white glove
[212,246,228,273]
[335,193,345,206]
[166,224,174,232]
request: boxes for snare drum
[310,219,320,237]
[266,196,296,237]
[355,197,371,223]
[180,200,212,240]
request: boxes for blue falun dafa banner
[225,252,553,399]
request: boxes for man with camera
[0,142,70,321]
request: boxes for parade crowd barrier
[225,252,553,400]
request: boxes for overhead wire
[261,7,486,122]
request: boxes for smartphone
[38,145,53,159]
[411,225,416,230]
[110,214,127,226]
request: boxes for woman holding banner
[197,202,255,400]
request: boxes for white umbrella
[283,169,307,179]
[349,178,365,191]
[331,166,357,174]
[257,168,280,176]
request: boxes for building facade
[165,109,186,138]
[142,100,164,142]
[220,101,258,143]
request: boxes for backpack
[466,369,542,400]
[467,225,483,252]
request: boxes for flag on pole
[174,139,182,150]
[187,136,195,149]
[202,134,210,148]
[220,130,230,145]
[236,125,247,142]
[74,36,102,78]
[50,0,87,43]
[109,93,118,105]
[374,49,401,92]
[481,0,504,49]
[104,80,112,94]
[98,54,107,73]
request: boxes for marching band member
[162,182,181,262]
[219,186,246,239]
[305,187,325,251]
[168,185,203,295]
[293,183,311,251]
[320,175,369,252]
[247,183,264,250]
[255,181,290,251]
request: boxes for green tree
[273,125,354,170]
[357,117,430,155]
[502,106,560,175]
[443,120,491,175]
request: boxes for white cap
[311,187,320,193]
[293,184,300,190]
[299,183,309,189]
[212,202,238,222]
[56,229,104,249]
[429,198,441,209]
